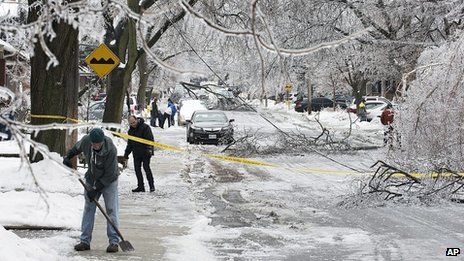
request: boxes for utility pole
[307,78,312,115]
[330,74,336,111]
[333,81,336,111]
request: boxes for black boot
[149,185,155,192]
[106,243,119,253]
[132,187,145,192]
[74,242,90,251]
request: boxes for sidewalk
[72,152,198,260]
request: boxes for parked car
[102,96,138,114]
[295,97,334,112]
[348,96,390,110]
[186,110,234,144]
[177,99,208,126]
[347,100,391,121]
[87,101,129,121]
[347,97,391,113]
[334,95,353,109]
[366,102,391,121]
[91,92,106,101]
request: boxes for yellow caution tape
[205,153,278,167]
[294,167,366,175]
[30,114,81,123]
[110,131,184,152]
[34,114,461,177]
[111,131,274,166]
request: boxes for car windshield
[193,112,228,123]
[365,103,385,110]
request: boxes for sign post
[284,83,292,110]
[85,43,120,78]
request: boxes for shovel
[78,178,135,252]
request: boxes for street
[61,111,464,260]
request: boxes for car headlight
[191,125,203,131]
[221,126,232,132]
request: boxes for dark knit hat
[89,128,104,143]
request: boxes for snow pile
[0,148,83,229]
[0,191,81,228]
[0,226,63,261]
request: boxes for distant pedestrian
[0,110,14,141]
[357,98,368,122]
[0,98,14,141]
[63,128,120,253]
[168,99,177,126]
[124,115,155,192]
[160,105,172,128]
[381,104,395,145]
[150,100,159,127]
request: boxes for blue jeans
[80,180,119,245]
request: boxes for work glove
[147,147,154,156]
[63,157,72,168]
[86,181,104,200]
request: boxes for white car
[177,99,208,126]
[366,102,390,121]
[101,96,138,115]
[348,100,391,121]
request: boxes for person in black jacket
[150,100,159,127]
[124,115,155,192]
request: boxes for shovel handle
[78,178,126,241]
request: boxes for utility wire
[152,2,364,173]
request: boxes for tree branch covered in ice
[391,33,464,173]
[340,161,464,207]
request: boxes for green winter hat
[89,128,104,143]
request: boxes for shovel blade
[119,240,135,252]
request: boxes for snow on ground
[0,226,85,261]
[1,101,458,260]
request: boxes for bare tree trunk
[28,0,79,162]
[104,67,127,121]
[381,79,386,97]
[137,53,148,112]
[102,0,198,123]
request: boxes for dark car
[186,110,234,144]
[334,95,353,109]
[295,97,334,112]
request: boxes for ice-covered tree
[393,32,464,172]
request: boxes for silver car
[86,101,129,121]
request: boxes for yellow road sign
[285,83,292,92]
[85,43,120,78]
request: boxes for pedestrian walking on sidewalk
[160,105,172,128]
[124,115,155,192]
[168,98,177,126]
[63,128,120,253]
[150,99,159,127]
